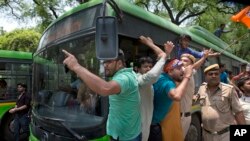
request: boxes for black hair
[17,83,27,90]
[179,34,192,41]
[117,52,125,62]
[137,57,154,68]
[237,77,250,92]
[0,79,7,87]
[220,23,225,26]
[241,63,247,67]
[219,63,225,68]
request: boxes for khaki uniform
[198,82,243,141]
[180,71,195,137]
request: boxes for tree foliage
[0,0,79,32]
[133,0,242,25]
[0,29,41,52]
[0,0,249,61]
[132,0,249,61]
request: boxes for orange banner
[231,6,250,29]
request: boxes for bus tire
[1,114,29,141]
[185,113,202,141]
[1,114,15,141]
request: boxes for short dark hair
[219,63,225,68]
[17,83,27,90]
[220,23,225,26]
[116,49,126,63]
[137,57,153,68]
[180,34,192,41]
[241,63,247,67]
[237,77,250,92]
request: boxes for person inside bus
[219,63,229,84]
[62,49,142,141]
[137,35,174,141]
[179,51,209,138]
[175,34,220,59]
[237,77,250,124]
[9,83,31,141]
[59,69,97,114]
[0,79,7,99]
[148,59,193,141]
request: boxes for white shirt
[137,57,166,141]
[239,95,250,124]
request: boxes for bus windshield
[32,35,107,133]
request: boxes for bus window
[0,50,32,141]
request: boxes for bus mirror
[95,16,118,60]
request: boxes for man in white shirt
[138,36,174,141]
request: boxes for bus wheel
[2,114,15,141]
[185,114,202,141]
[2,114,29,141]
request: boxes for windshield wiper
[42,117,88,141]
[60,122,88,141]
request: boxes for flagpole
[219,32,249,54]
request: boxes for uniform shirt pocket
[213,96,230,113]
[199,95,206,106]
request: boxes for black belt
[180,112,191,117]
[203,127,229,135]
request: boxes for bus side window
[0,79,7,99]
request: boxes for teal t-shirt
[152,73,176,124]
[107,68,141,140]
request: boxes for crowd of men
[63,34,249,141]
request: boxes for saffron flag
[231,6,250,29]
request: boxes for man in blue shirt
[219,63,229,84]
[214,24,232,38]
[148,59,193,141]
[176,34,220,59]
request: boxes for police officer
[197,64,246,141]
[179,51,209,138]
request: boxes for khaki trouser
[181,116,191,138]
[203,129,229,141]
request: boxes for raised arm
[62,50,120,96]
[193,49,210,70]
[207,49,221,57]
[139,36,166,59]
[168,65,193,101]
[138,36,174,85]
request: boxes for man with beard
[197,64,245,141]
[62,49,141,141]
[148,59,193,141]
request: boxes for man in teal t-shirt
[148,59,193,141]
[63,49,141,141]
